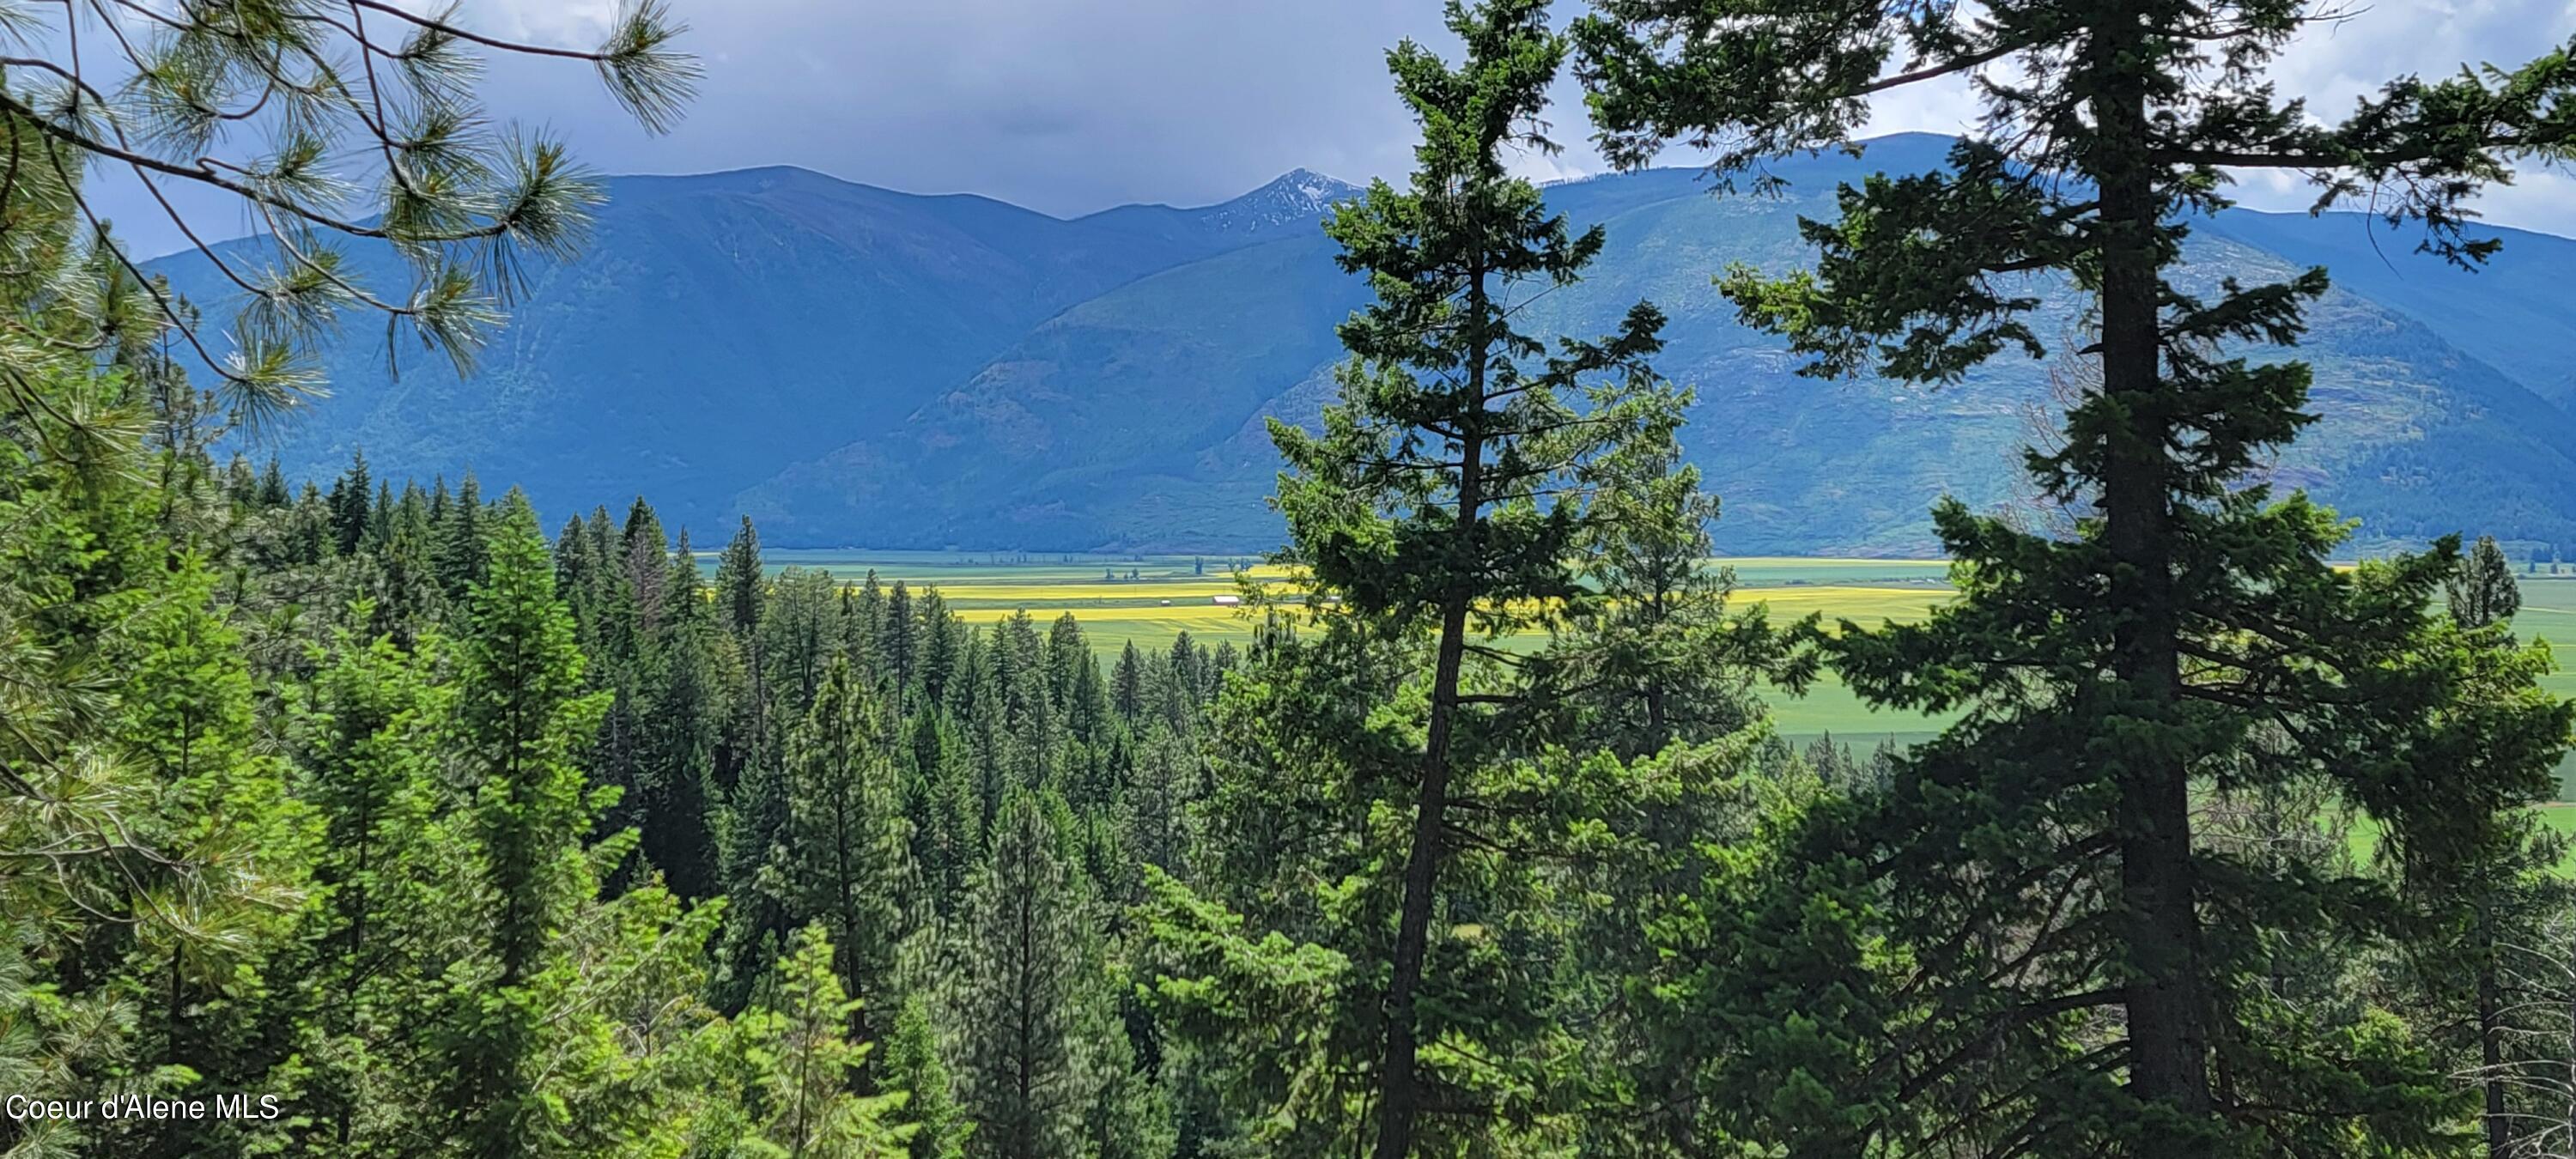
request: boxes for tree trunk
[1374,273,1491,1159]
[2090,16,2214,1129]
[1372,590,1469,1159]
[2565,968,2575,1156]
[2482,950,2509,1157]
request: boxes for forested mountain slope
[149,165,1361,533]
[164,134,2576,553]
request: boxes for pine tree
[642,535,726,900]
[437,472,489,600]
[1543,443,1807,759]
[851,571,888,682]
[717,516,766,644]
[2405,544,2576,1157]
[1577,2,2576,1149]
[767,567,847,713]
[2451,535,2524,638]
[957,788,1097,1159]
[288,625,453,1152]
[781,658,920,1052]
[907,708,982,912]
[621,499,671,639]
[1111,640,1145,723]
[330,450,372,557]
[365,479,395,553]
[1123,725,1195,876]
[106,557,318,1159]
[918,588,961,708]
[884,580,918,696]
[257,458,289,507]
[1258,3,1685,1150]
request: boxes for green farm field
[715,549,1964,741]
[717,551,2576,796]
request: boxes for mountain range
[152,133,2576,555]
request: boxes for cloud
[88,0,2576,259]
[451,0,625,46]
[1838,1,2576,234]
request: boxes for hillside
[167,134,2576,553]
[151,165,1361,533]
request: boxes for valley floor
[722,550,2576,799]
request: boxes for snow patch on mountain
[1194,167,1362,234]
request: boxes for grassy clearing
[2345,804,2576,873]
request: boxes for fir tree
[330,450,372,558]
[287,624,453,1152]
[717,516,766,644]
[440,489,616,1154]
[1260,2,1686,1149]
[257,458,289,507]
[734,924,912,1158]
[437,472,489,600]
[1577,0,2576,1148]
[918,588,961,708]
[642,534,727,900]
[366,478,395,553]
[1111,640,1145,723]
[884,580,918,696]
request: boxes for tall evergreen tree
[2405,541,2576,1157]
[106,558,317,1159]
[437,472,489,601]
[440,490,617,1154]
[1257,2,1684,1150]
[288,626,453,1153]
[957,788,1104,1159]
[1111,640,1145,723]
[330,450,372,558]
[884,580,919,696]
[620,499,671,639]
[366,479,396,553]
[257,458,289,507]
[642,531,727,900]
[717,516,766,643]
[1577,2,2576,1149]
[781,658,920,1052]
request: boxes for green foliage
[2450,535,2524,632]
[1577,0,2576,1150]
[725,924,913,1158]
[954,788,1107,1159]
[882,992,972,1159]
[780,658,920,1047]
[1161,3,1797,1153]
[5,9,2573,1156]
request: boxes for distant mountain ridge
[1083,167,1364,236]
[157,135,2576,554]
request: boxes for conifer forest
[5,1,2576,1156]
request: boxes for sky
[95,0,2576,258]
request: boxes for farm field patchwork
[721,552,2576,798]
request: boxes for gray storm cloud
[94,0,2576,258]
